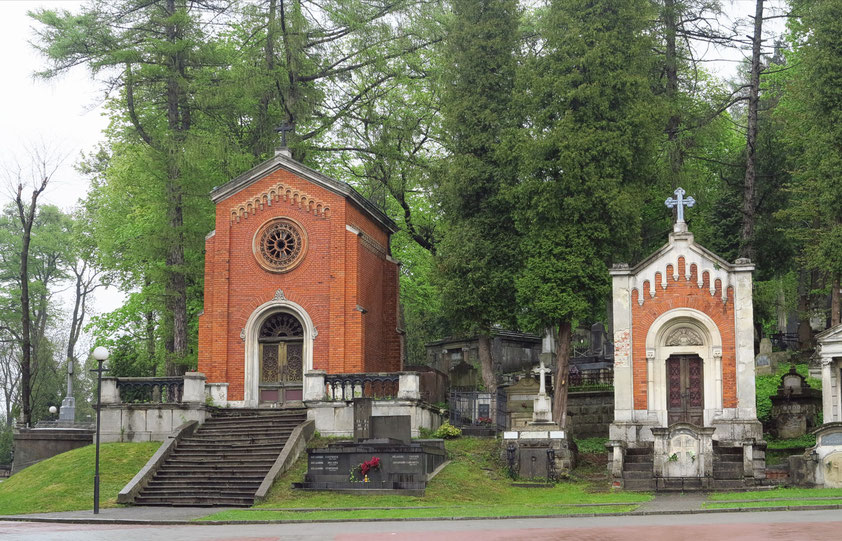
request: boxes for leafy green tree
[778,0,842,329]
[515,0,660,428]
[30,0,233,374]
[436,0,521,392]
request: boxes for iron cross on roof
[665,187,695,224]
[275,122,294,147]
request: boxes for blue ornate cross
[665,187,695,224]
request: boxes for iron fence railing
[323,373,400,401]
[569,368,613,391]
[449,390,496,428]
[116,377,184,403]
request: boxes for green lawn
[199,436,648,521]
[707,487,842,501]
[705,499,842,510]
[0,442,160,515]
[202,504,638,521]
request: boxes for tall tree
[30,0,230,374]
[779,0,842,329]
[739,0,766,261]
[515,0,660,428]
[436,0,521,394]
[5,157,54,427]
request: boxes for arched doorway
[257,312,304,405]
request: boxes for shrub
[433,421,462,439]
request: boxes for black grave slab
[371,415,411,444]
[295,439,447,494]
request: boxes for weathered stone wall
[568,390,614,439]
[12,428,94,474]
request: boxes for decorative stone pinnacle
[665,187,695,232]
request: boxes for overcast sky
[0,0,788,322]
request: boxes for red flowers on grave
[351,456,381,482]
[360,456,381,476]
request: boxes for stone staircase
[621,442,756,491]
[712,442,749,490]
[133,408,306,507]
[622,445,655,491]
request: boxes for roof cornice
[211,153,398,233]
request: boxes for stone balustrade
[303,370,438,437]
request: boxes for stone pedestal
[501,425,576,480]
[58,396,76,423]
[532,395,552,424]
[652,424,715,480]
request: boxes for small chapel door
[258,313,304,405]
[667,354,704,426]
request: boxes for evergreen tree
[780,0,842,328]
[436,0,521,393]
[515,0,660,428]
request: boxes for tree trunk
[477,334,496,394]
[15,177,48,427]
[797,270,813,350]
[664,0,682,187]
[740,0,764,261]
[254,0,277,158]
[164,0,189,375]
[832,274,841,327]
[552,320,572,430]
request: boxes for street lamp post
[91,346,109,515]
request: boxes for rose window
[254,219,306,272]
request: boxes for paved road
[1,509,841,541]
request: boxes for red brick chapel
[197,149,403,407]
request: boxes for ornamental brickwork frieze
[230,182,330,223]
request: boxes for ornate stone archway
[645,308,723,427]
[243,291,316,407]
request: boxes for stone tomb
[500,360,576,480]
[608,188,765,490]
[296,439,446,495]
[790,423,842,488]
[770,366,822,439]
[296,399,446,494]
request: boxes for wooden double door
[258,312,304,404]
[667,354,704,426]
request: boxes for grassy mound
[0,442,160,515]
[200,436,647,521]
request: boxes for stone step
[624,454,653,464]
[129,412,303,506]
[200,418,303,427]
[133,496,254,507]
[656,477,707,491]
[194,426,297,435]
[715,461,744,472]
[140,487,257,497]
[168,450,281,458]
[150,468,266,483]
[625,447,653,455]
[622,478,655,491]
[146,480,262,490]
[713,479,751,490]
[177,441,285,450]
[623,462,652,472]
[622,470,654,480]
[164,458,275,469]
[182,434,289,441]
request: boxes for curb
[2,503,842,526]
